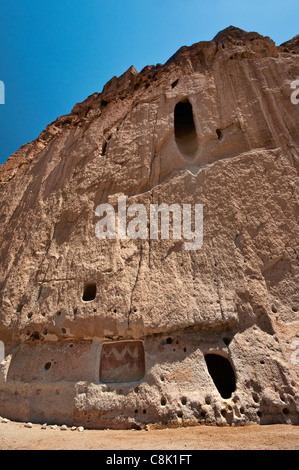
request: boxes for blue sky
[0,0,298,165]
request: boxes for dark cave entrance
[82,283,97,302]
[205,353,236,399]
[174,99,198,156]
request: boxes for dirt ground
[0,420,298,450]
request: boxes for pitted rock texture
[0,26,299,429]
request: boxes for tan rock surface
[0,26,298,429]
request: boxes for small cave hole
[174,99,198,156]
[171,79,179,88]
[44,362,52,371]
[82,283,97,302]
[16,303,24,313]
[223,337,231,346]
[166,337,173,345]
[161,397,167,406]
[216,128,223,142]
[205,353,236,399]
[101,141,108,156]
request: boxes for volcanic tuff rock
[0,26,299,429]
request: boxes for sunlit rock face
[0,26,299,429]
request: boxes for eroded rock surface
[0,26,298,429]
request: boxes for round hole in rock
[205,353,236,399]
[82,283,97,302]
[174,99,198,157]
[205,396,211,405]
[44,362,52,371]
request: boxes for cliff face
[0,26,299,428]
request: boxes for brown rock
[0,26,298,429]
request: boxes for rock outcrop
[0,26,298,429]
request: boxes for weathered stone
[0,26,298,429]
[24,422,33,428]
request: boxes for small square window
[82,283,97,302]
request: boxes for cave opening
[205,353,236,399]
[82,283,97,302]
[174,99,198,156]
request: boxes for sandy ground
[0,420,298,450]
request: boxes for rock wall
[0,26,298,428]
